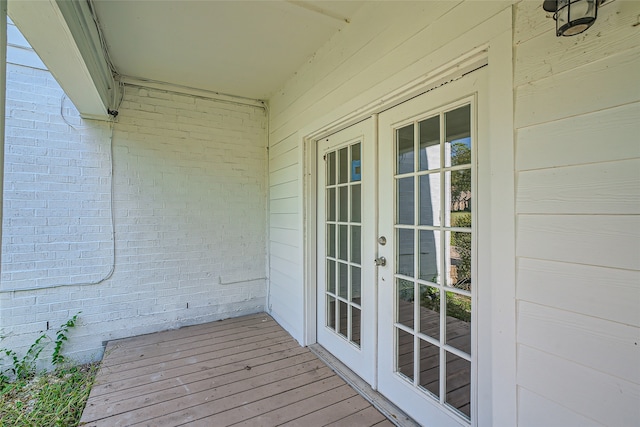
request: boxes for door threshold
[308,343,420,427]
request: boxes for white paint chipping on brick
[1,28,268,364]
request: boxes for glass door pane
[325,142,363,348]
[393,104,473,421]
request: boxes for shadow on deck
[79,313,395,427]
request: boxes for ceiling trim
[284,1,351,26]
[121,76,266,110]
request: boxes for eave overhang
[9,0,120,119]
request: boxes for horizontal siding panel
[269,241,299,262]
[269,270,301,306]
[314,1,505,104]
[515,47,640,129]
[270,164,298,187]
[269,133,297,161]
[269,268,301,289]
[516,159,640,214]
[514,1,639,87]
[517,301,640,382]
[517,257,640,327]
[518,387,603,427]
[270,255,299,283]
[269,197,298,214]
[267,293,302,344]
[269,213,299,230]
[269,147,298,173]
[268,133,303,340]
[518,345,640,426]
[269,270,303,294]
[513,1,551,45]
[269,227,298,246]
[517,214,640,270]
[516,103,640,171]
[270,2,511,141]
[268,231,302,341]
[270,180,298,201]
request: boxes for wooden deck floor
[80,313,394,427]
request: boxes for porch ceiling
[92,0,364,101]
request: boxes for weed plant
[0,363,98,426]
[0,313,97,427]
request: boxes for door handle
[374,257,387,267]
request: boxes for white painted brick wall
[2,63,113,291]
[1,27,268,365]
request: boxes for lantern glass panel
[556,0,598,37]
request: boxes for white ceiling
[92,0,365,101]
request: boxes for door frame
[299,8,515,426]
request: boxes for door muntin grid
[325,143,362,347]
[394,103,474,421]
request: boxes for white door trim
[299,8,515,426]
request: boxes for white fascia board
[8,0,111,118]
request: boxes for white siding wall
[267,131,303,338]
[267,0,514,344]
[6,18,45,70]
[1,24,268,364]
[267,0,639,424]
[514,1,640,425]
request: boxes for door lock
[374,257,387,267]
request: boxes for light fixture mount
[543,0,605,37]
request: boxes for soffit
[92,0,364,100]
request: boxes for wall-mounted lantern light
[543,0,603,36]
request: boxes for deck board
[230,383,358,426]
[80,313,393,427]
[92,333,295,389]
[185,376,346,426]
[101,323,283,367]
[324,405,388,426]
[278,394,372,426]
[89,341,304,399]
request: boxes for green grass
[0,313,95,426]
[0,363,98,427]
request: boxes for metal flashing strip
[308,343,421,427]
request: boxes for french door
[377,67,487,426]
[316,118,376,384]
[316,67,487,426]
